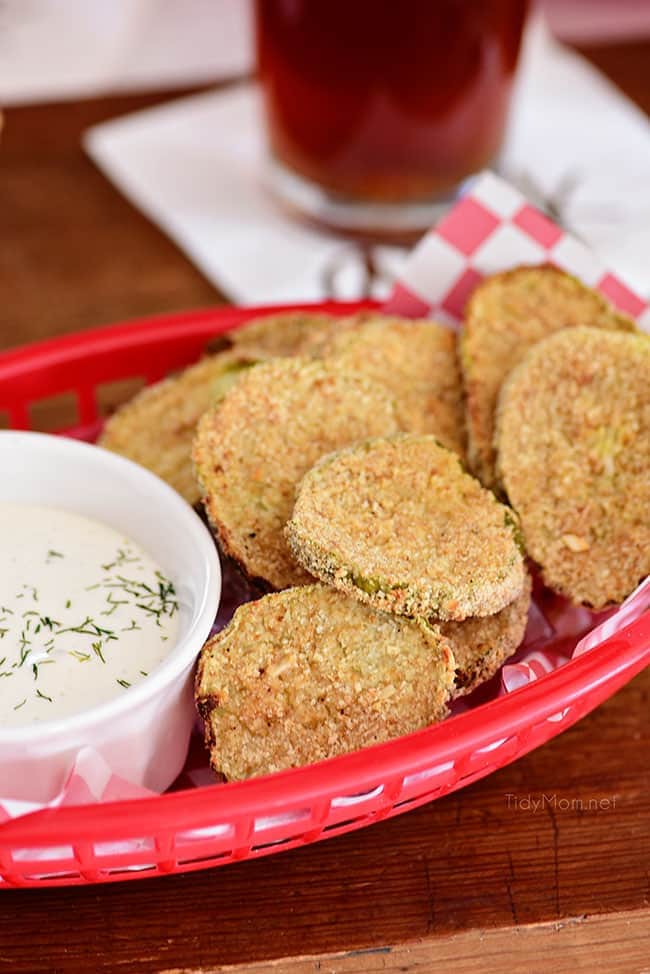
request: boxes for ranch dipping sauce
[0,504,180,728]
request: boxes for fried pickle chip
[439,571,532,697]
[193,358,400,590]
[315,312,465,456]
[196,585,455,780]
[228,310,337,359]
[287,434,526,620]
[496,326,650,608]
[99,351,256,505]
[461,266,636,489]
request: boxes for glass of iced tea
[255,0,529,235]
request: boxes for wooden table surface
[1,41,649,974]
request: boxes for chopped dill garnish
[2,545,178,712]
[121,620,141,632]
[102,548,140,571]
[69,650,91,662]
[58,616,117,641]
[91,641,106,663]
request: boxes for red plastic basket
[0,301,648,888]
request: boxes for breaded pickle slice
[317,312,465,457]
[99,350,255,505]
[228,310,337,359]
[439,571,531,697]
[193,358,400,590]
[496,326,650,608]
[461,265,636,489]
[196,585,455,780]
[287,434,526,620]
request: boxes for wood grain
[0,40,648,974]
[0,90,221,351]
[1,667,648,972]
[164,911,650,974]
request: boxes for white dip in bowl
[0,431,221,803]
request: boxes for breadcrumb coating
[496,326,650,608]
[439,571,532,696]
[196,585,455,780]
[461,265,636,489]
[228,310,337,359]
[316,312,466,457]
[98,351,255,504]
[192,358,400,589]
[287,434,526,620]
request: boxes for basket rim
[0,299,648,848]
[0,299,379,379]
[1,612,648,844]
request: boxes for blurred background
[1,0,649,344]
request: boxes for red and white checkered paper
[385,170,650,333]
[2,170,648,823]
[385,168,649,696]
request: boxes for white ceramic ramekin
[0,431,221,803]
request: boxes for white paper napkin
[84,19,650,304]
[0,0,253,105]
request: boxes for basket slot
[175,823,233,844]
[28,390,79,433]
[251,834,306,854]
[104,864,158,878]
[330,784,384,809]
[93,836,155,857]
[11,843,74,862]
[321,813,374,838]
[29,870,83,883]
[95,376,146,419]
[1,844,81,884]
[0,409,9,429]
[203,334,232,356]
[451,764,499,791]
[253,807,311,841]
[393,786,448,812]
[458,735,520,779]
[397,760,456,805]
[176,850,233,868]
